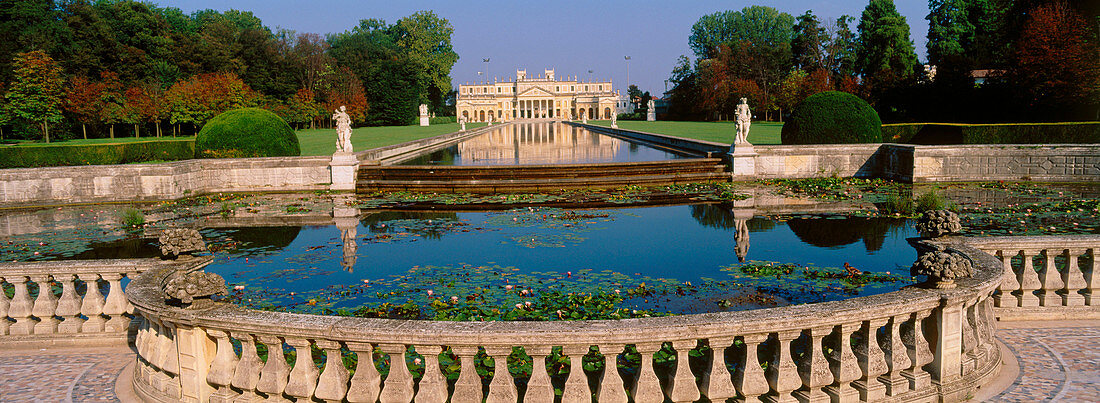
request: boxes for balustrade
[970,236,1097,314]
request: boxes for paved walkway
[0,323,1097,402]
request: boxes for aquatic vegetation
[120,208,145,228]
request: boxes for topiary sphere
[781,91,883,145]
[195,108,301,158]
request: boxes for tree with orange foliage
[1009,1,1100,119]
[166,72,260,132]
[319,66,369,125]
[65,76,103,139]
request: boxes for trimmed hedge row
[0,140,195,168]
[429,116,457,124]
[882,122,1100,145]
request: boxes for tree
[0,0,69,84]
[167,72,261,131]
[627,84,643,107]
[1009,1,1100,119]
[688,6,796,60]
[792,11,828,71]
[98,71,126,138]
[390,11,459,112]
[5,51,65,142]
[856,0,921,89]
[825,16,858,80]
[665,55,702,120]
[329,18,424,126]
[65,75,103,139]
[290,32,332,94]
[926,0,975,69]
[319,66,369,125]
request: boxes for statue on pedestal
[459,116,467,131]
[611,110,618,128]
[487,112,494,126]
[419,104,429,117]
[734,98,751,145]
[333,106,353,153]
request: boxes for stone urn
[916,210,962,238]
[157,228,207,259]
[163,270,226,309]
[910,247,974,289]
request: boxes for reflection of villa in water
[455,122,623,165]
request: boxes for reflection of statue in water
[734,98,751,145]
[333,106,353,153]
[734,217,750,262]
[340,224,358,272]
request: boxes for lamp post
[624,56,631,93]
[483,58,490,83]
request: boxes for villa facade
[456,68,620,122]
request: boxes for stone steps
[357,158,730,193]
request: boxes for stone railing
[965,235,1099,320]
[0,258,197,347]
[126,241,1002,403]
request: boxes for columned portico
[457,68,619,122]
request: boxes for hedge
[0,139,195,168]
[429,116,457,124]
[882,122,1100,144]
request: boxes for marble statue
[611,110,618,128]
[487,112,494,126]
[646,99,656,121]
[459,116,467,131]
[647,99,655,111]
[333,106,353,153]
[419,104,429,116]
[734,98,751,145]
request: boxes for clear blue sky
[166,1,931,96]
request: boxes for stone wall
[0,156,331,207]
[358,125,493,164]
[912,144,1100,182]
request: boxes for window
[584,85,589,92]
[556,86,559,91]
[570,86,574,91]
[497,87,501,93]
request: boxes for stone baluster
[1086,249,1098,306]
[1037,249,1065,306]
[996,251,1021,307]
[698,337,736,401]
[413,345,447,403]
[795,327,832,402]
[206,329,240,402]
[733,334,770,401]
[78,273,106,333]
[766,330,802,403]
[154,320,182,399]
[450,345,483,402]
[523,346,555,403]
[1017,250,1041,306]
[902,310,933,390]
[138,319,158,389]
[314,340,350,403]
[961,301,980,374]
[853,318,888,402]
[345,342,381,403]
[378,343,414,403]
[979,297,999,361]
[595,344,627,403]
[879,315,911,396]
[561,344,593,402]
[665,340,700,402]
[825,323,861,403]
[285,337,320,400]
[230,332,262,400]
[7,275,35,335]
[55,274,83,333]
[486,345,519,403]
[29,275,59,334]
[0,278,10,335]
[1062,249,1087,306]
[256,335,291,400]
[101,273,128,332]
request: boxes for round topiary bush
[781,91,882,145]
[195,108,300,158]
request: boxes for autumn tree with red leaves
[65,76,103,139]
[1009,1,1100,119]
[166,73,260,133]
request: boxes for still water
[398,122,688,165]
[196,204,918,315]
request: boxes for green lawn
[295,122,486,156]
[586,120,783,145]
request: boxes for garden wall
[0,156,331,207]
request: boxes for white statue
[332,106,353,153]
[487,112,494,126]
[611,110,618,128]
[647,99,655,111]
[734,97,751,145]
[459,116,467,131]
[419,104,428,117]
[581,109,587,124]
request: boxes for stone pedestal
[646,111,655,121]
[729,144,757,179]
[330,152,359,191]
[419,116,429,126]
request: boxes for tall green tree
[5,51,65,142]
[0,0,69,83]
[826,16,858,79]
[688,6,796,60]
[856,0,921,87]
[926,0,974,67]
[390,11,458,112]
[792,11,828,71]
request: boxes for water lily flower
[426,290,434,296]
[234,285,245,291]
[451,296,459,303]
[515,303,523,310]
[525,301,532,308]
[505,285,514,290]
[414,358,422,365]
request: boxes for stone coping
[126,239,1002,347]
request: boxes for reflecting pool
[398,121,689,165]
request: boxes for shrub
[0,140,195,168]
[120,208,145,228]
[428,116,456,124]
[781,91,882,145]
[915,190,956,212]
[195,108,300,158]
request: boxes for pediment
[516,86,553,97]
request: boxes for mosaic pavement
[0,324,1096,402]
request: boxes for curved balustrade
[966,235,1099,320]
[0,258,183,346]
[127,241,1002,403]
